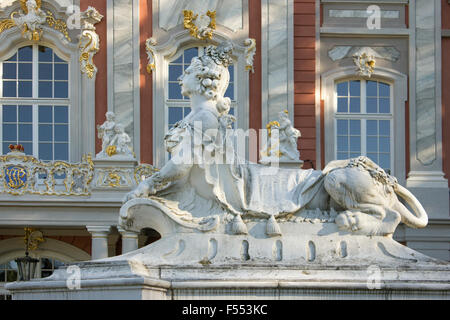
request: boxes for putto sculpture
[97,111,133,159]
[12,0,47,41]
[122,41,428,238]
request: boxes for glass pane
[379,153,390,171]
[366,97,377,113]
[39,124,53,141]
[367,136,378,152]
[39,143,52,160]
[184,48,198,65]
[3,81,16,97]
[39,63,52,80]
[367,153,378,163]
[379,120,390,136]
[6,270,18,282]
[379,82,390,97]
[228,65,234,81]
[337,119,348,135]
[54,124,68,142]
[3,142,12,154]
[39,81,52,98]
[18,46,32,61]
[168,83,182,99]
[184,107,191,116]
[18,63,32,79]
[55,143,69,160]
[19,124,32,141]
[379,137,390,153]
[18,81,32,97]
[3,124,16,141]
[39,106,53,122]
[54,64,68,81]
[349,120,360,135]
[3,105,17,122]
[54,82,68,98]
[337,136,348,151]
[337,152,347,160]
[367,120,378,135]
[172,55,182,64]
[337,98,348,112]
[379,98,390,113]
[6,53,17,62]
[18,105,32,121]
[337,82,348,96]
[20,142,32,155]
[349,136,361,152]
[3,63,16,79]
[54,106,68,123]
[349,97,360,113]
[349,80,360,96]
[38,46,53,62]
[225,83,234,100]
[54,54,65,63]
[169,107,183,125]
[350,153,361,158]
[169,65,182,81]
[366,80,377,96]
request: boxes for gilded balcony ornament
[79,7,103,79]
[183,9,216,40]
[244,38,256,73]
[353,51,376,78]
[145,37,157,74]
[107,172,121,187]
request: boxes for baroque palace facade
[0,0,449,298]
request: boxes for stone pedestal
[259,159,304,170]
[92,157,138,194]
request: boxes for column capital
[86,225,111,236]
[117,226,139,239]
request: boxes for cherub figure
[97,112,117,158]
[277,111,301,161]
[12,0,47,41]
[110,124,133,157]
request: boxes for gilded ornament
[107,172,121,187]
[183,10,216,40]
[106,145,117,157]
[145,37,157,74]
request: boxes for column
[118,227,139,254]
[86,226,111,260]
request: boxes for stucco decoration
[145,37,157,74]
[260,110,301,163]
[123,41,428,238]
[96,112,134,159]
[244,38,256,73]
[328,46,400,63]
[183,9,216,40]
[79,6,103,79]
[353,51,376,77]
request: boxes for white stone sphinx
[96,111,134,159]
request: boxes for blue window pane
[337,98,348,112]
[54,82,68,98]
[39,107,54,125]
[39,124,52,141]
[18,63,32,79]
[349,80,360,96]
[184,48,198,65]
[337,152,348,160]
[18,105,32,122]
[54,106,68,123]
[184,107,191,117]
[18,46,32,61]
[349,120,360,135]
[54,64,68,81]
[172,55,182,64]
[3,81,16,97]
[367,153,378,163]
[54,125,68,142]
[39,143,52,160]
[379,137,390,153]
[39,81,52,98]
[379,98,390,113]
[349,136,361,152]
[3,143,12,154]
[3,63,16,79]
[169,107,183,125]
[169,65,182,81]
[349,97,360,113]
[366,81,377,96]
[228,66,234,81]
[18,81,32,97]
[367,136,378,152]
[366,97,377,113]
[337,136,348,152]
[3,124,17,141]
[20,142,32,155]
[55,143,69,160]
[169,83,182,99]
[39,63,52,80]
[54,54,65,63]
[337,82,348,96]
[350,153,361,158]
[379,153,390,171]
[6,53,17,62]
[379,82,390,97]
[38,46,53,62]
[337,119,348,135]
[3,105,17,122]
[367,120,378,135]
[39,106,52,122]
[229,107,235,115]
[225,83,234,100]
[19,124,32,141]
[379,120,390,136]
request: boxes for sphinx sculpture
[123,41,427,238]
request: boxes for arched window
[0,45,70,161]
[335,79,393,173]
